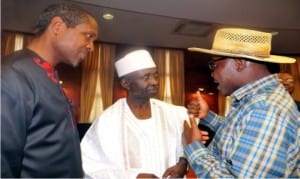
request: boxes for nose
[87,41,94,52]
[211,71,215,79]
[149,75,158,85]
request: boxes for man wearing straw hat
[184,28,299,178]
[81,49,200,178]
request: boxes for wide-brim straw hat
[188,28,295,64]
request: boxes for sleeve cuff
[184,141,207,163]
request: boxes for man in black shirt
[1,3,99,178]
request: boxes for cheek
[61,32,84,48]
[55,40,79,63]
[218,69,236,88]
[213,67,227,81]
[56,36,75,50]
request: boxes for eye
[153,73,159,79]
[142,75,150,81]
[208,61,217,71]
[86,33,92,39]
[83,32,96,41]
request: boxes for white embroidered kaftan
[81,98,188,179]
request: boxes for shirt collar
[33,57,59,84]
[230,74,278,107]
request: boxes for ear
[120,78,130,90]
[50,16,65,35]
[234,59,247,72]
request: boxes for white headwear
[115,49,156,77]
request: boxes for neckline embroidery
[33,57,58,84]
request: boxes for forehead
[75,15,99,33]
[129,67,157,77]
[86,15,99,27]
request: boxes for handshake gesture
[184,91,210,145]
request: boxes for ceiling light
[102,13,114,20]
[198,88,205,92]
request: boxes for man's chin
[149,93,157,98]
[71,59,83,67]
[71,62,79,67]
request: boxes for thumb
[184,119,191,129]
[196,90,209,119]
[189,114,197,127]
[184,114,197,129]
[196,90,205,103]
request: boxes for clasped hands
[184,91,210,145]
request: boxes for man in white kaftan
[81,49,189,178]
[81,98,188,178]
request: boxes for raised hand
[187,90,209,119]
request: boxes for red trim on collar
[33,57,58,84]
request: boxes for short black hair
[34,3,94,35]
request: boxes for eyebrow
[212,56,228,61]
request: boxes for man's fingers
[200,131,209,136]
[189,114,197,127]
[202,135,209,140]
[184,119,191,128]
[200,130,210,144]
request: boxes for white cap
[115,49,156,77]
